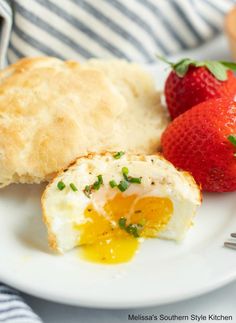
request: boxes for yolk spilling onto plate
[78,194,173,264]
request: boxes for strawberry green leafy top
[157,55,236,81]
[228,135,236,147]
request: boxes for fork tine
[231,233,236,238]
[224,242,236,250]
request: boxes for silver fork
[224,233,236,250]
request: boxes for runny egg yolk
[78,194,173,264]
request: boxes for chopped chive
[122,167,129,175]
[92,174,103,190]
[83,174,104,197]
[57,181,66,190]
[128,177,142,184]
[70,183,78,192]
[228,134,236,147]
[113,151,125,159]
[122,167,129,181]
[118,180,129,192]
[83,185,91,198]
[93,182,100,190]
[97,174,103,184]
[118,217,143,238]
[118,217,127,229]
[121,166,142,184]
[126,224,140,238]
[109,180,117,188]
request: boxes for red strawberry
[160,57,236,119]
[161,97,236,192]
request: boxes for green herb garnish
[117,180,129,192]
[126,224,140,238]
[57,181,66,190]
[93,174,103,190]
[113,151,125,159]
[118,217,127,229]
[122,167,129,175]
[110,166,142,193]
[98,175,103,184]
[128,177,142,184]
[70,183,78,192]
[122,167,129,182]
[121,167,142,184]
[83,175,104,197]
[118,217,143,238]
[83,185,92,198]
[109,180,117,188]
[228,134,236,147]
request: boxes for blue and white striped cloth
[0,284,42,322]
[0,0,236,322]
[0,0,235,68]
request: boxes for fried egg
[42,153,201,264]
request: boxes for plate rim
[1,266,236,309]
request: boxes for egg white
[42,153,201,253]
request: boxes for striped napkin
[0,284,42,323]
[0,0,235,67]
[0,0,235,322]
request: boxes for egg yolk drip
[78,194,173,264]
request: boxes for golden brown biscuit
[0,57,168,187]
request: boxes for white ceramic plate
[1,47,236,308]
[0,183,236,308]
